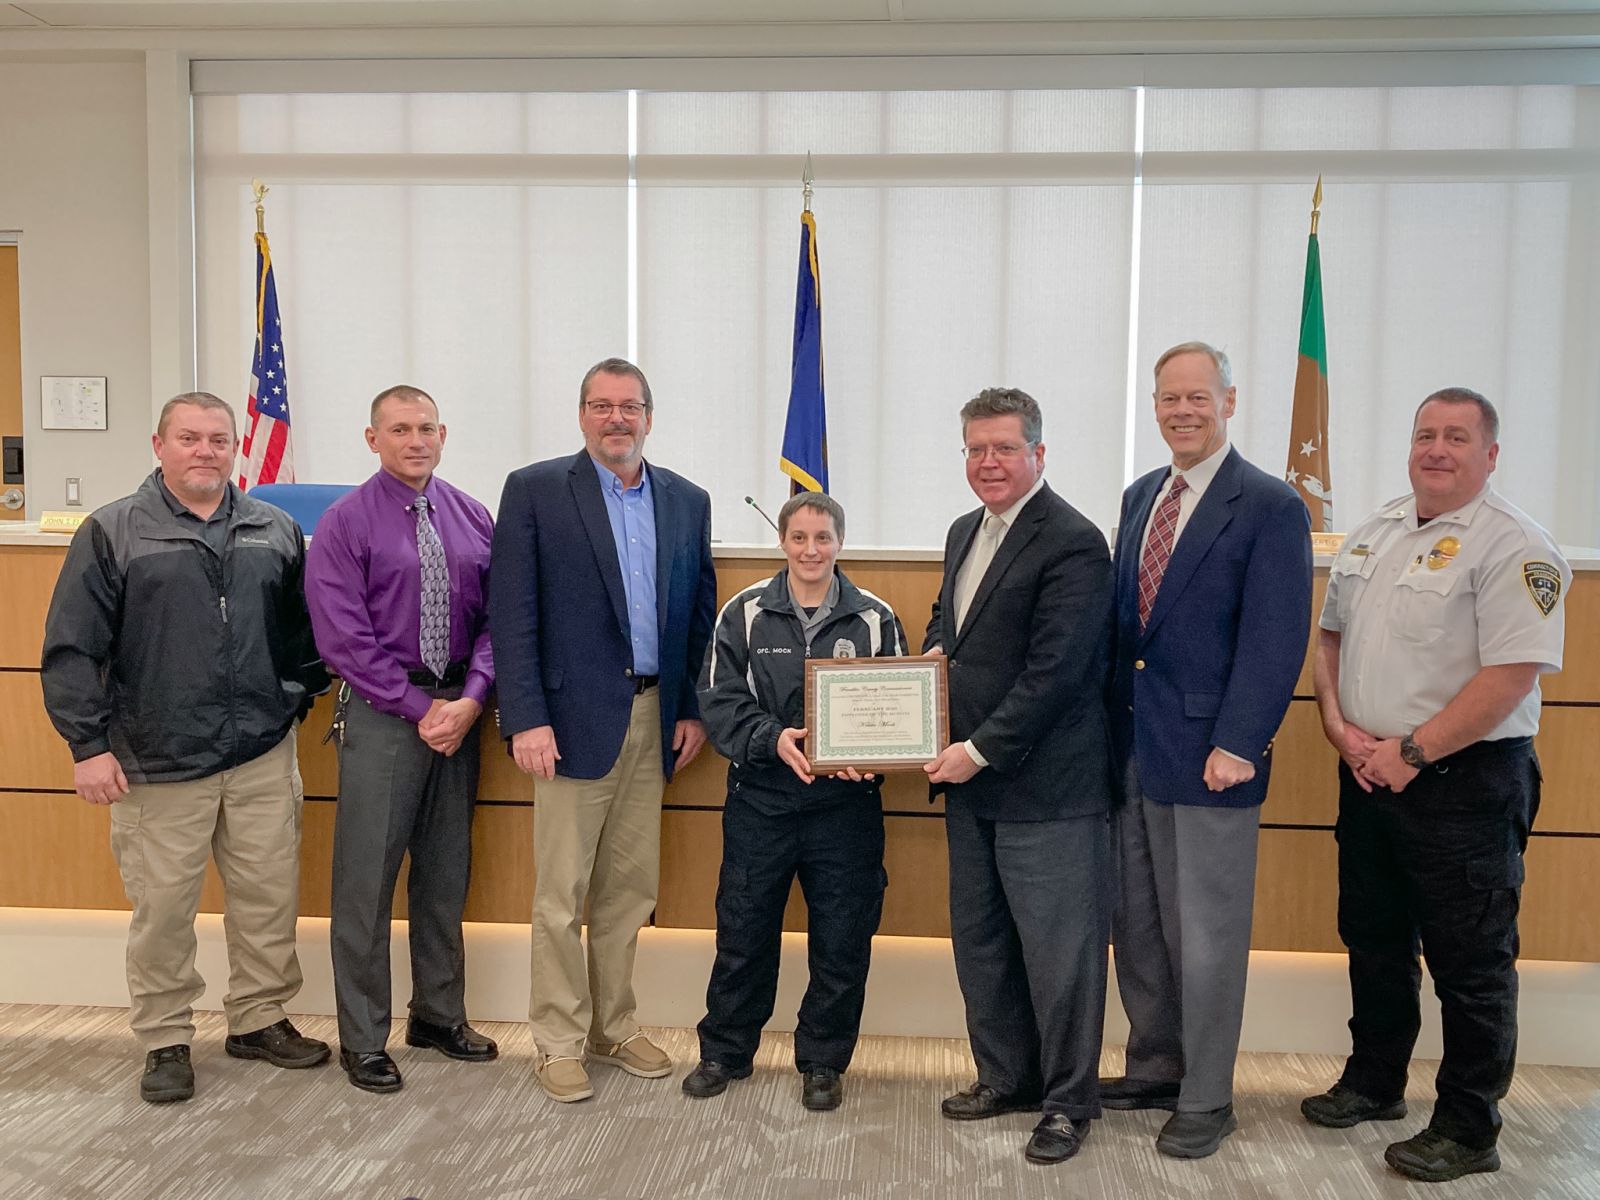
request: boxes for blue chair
[247,483,356,536]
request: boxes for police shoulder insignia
[1523,561,1561,616]
[832,638,857,659]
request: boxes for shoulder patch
[1523,561,1561,617]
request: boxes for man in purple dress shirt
[305,385,498,1094]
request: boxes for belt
[408,661,469,688]
[1435,735,1533,766]
[629,673,660,695]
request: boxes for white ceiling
[4,0,1599,30]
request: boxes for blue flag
[780,211,828,494]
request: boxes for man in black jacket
[923,387,1116,1165]
[683,492,906,1112]
[41,393,330,1105]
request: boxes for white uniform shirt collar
[1389,481,1494,530]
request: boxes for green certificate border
[812,667,937,763]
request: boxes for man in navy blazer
[490,358,717,1104]
[1102,342,1312,1157]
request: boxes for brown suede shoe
[588,1033,672,1079]
[537,1055,594,1103]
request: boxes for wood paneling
[1521,837,1600,962]
[0,791,129,909]
[1260,702,1599,835]
[1543,581,1599,702]
[1294,572,1329,696]
[1263,699,1339,827]
[0,245,21,523]
[1250,824,1600,964]
[0,545,66,667]
[5,544,1597,960]
[1531,708,1600,834]
[0,791,536,926]
[881,815,951,938]
[656,808,720,929]
[657,807,951,938]
[0,670,75,788]
[461,804,535,923]
[1252,827,1342,953]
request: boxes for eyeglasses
[585,401,648,419]
[961,443,1030,462]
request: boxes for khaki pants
[530,689,665,1060]
[109,732,305,1050]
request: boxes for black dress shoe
[1384,1129,1501,1183]
[940,1082,1041,1121]
[1300,1083,1407,1129]
[1098,1075,1180,1111]
[1024,1114,1090,1164]
[405,1018,498,1062]
[340,1048,403,1094]
[1157,1105,1239,1159]
[681,1060,752,1098]
[801,1066,843,1111]
[140,1044,194,1104]
[224,1018,331,1069]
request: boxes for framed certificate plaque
[802,654,950,773]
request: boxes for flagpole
[1287,174,1333,537]
[241,178,295,489]
[780,154,827,496]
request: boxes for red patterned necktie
[1137,473,1188,630]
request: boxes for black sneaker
[802,1066,843,1111]
[681,1060,752,1098]
[1300,1083,1407,1128]
[1385,1129,1501,1182]
[140,1044,194,1104]
[224,1018,331,1069]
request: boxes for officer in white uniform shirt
[1302,386,1569,1185]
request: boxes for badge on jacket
[833,638,857,659]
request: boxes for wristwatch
[1399,733,1431,769]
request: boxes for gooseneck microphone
[744,495,780,534]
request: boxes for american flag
[238,230,294,488]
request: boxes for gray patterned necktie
[415,495,451,677]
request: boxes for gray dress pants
[1112,761,1261,1112]
[330,688,481,1052]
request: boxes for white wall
[0,60,153,516]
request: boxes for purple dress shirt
[306,468,495,723]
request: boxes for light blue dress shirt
[591,456,659,675]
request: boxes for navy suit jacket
[489,450,717,781]
[1109,447,1312,808]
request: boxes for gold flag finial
[251,178,269,235]
[1310,174,1323,236]
[802,151,814,213]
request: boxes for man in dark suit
[489,357,717,1104]
[1102,342,1312,1157]
[922,386,1116,1166]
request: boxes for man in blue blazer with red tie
[1102,342,1312,1158]
[490,357,717,1104]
